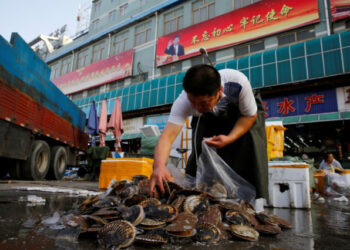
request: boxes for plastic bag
[196,140,256,203]
[325,173,349,196]
[167,161,195,189]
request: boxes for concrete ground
[0,180,349,250]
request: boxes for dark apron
[186,91,269,200]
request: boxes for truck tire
[24,140,50,180]
[47,146,67,180]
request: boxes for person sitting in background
[319,152,343,172]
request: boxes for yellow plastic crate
[99,157,153,189]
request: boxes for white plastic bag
[196,140,256,203]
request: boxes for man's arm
[333,159,344,170]
[150,122,183,194]
[205,112,257,148]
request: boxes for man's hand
[149,166,173,195]
[205,135,231,149]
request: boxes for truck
[0,33,88,180]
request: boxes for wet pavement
[0,181,349,250]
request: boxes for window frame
[190,52,216,66]
[163,7,184,35]
[112,31,129,55]
[234,40,265,58]
[77,49,89,69]
[119,3,128,17]
[160,61,183,76]
[60,57,72,76]
[192,0,215,25]
[134,21,152,46]
[232,0,261,10]
[108,10,117,23]
[91,41,105,64]
[277,26,316,47]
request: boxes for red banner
[156,0,319,66]
[52,49,134,94]
[331,0,350,21]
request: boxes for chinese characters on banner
[156,0,319,66]
[263,89,338,118]
[52,49,134,95]
[330,0,350,21]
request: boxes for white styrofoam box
[139,125,161,137]
[268,162,310,209]
[341,170,350,186]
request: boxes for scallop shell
[183,195,208,215]
[122,205,145,226]
[198,205,222,226]
[132,175,148,185]
[87,215,108,226]
[124,194,147,207]
[254,224,282,235]
[135,234,167,245]
[92,196,120,208]
[225,211,250,226]
[139,218,166,229]
[98,220,136,249]
[209,182,227,200]
[193,223,221,243]
[255,213,278,226]
[147,204,178,222]
[229,224,259,241]
[269,215,292,229]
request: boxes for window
[135,21,152,46]
[71,92,83,101]
[108,80,125,90]
[92,41,105,63]
[233,0,260,10]
[60,57,72,75]
[234,40,264,57]
[77,49,89,69]
[120,3,128,16]
[50,63,60,79]
[191,53,216,66]
[87,86,100,97]
[94,0,102,15]
[164,8,184,35]
[160,62,182,76]
[278,27,315,46]
[108,10,117,23]
[132,72,148,84]
[112,31,129,55]
[91,19,100,32]
[192,0,215,24]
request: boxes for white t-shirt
[168,69,257,125]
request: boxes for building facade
[46,0,350,164]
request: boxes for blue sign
[263,89,338,118]
[145,114,170,131]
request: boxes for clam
[79,195,100,211]
[165,212,198,237]
[229,224,259,241]
[121,205,145,226]
[170,194,186,210]
[138,179,151,197]
[217,222,232,240]
[112,180,130,195]
[91,208,119,217]
[98,220,136,249]
[193,223,221,243]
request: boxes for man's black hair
[183,64,221,96]
[323,151,332,160]
[174,35,180,39]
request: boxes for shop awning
[266,111,350,125]
[120,133,145,140]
